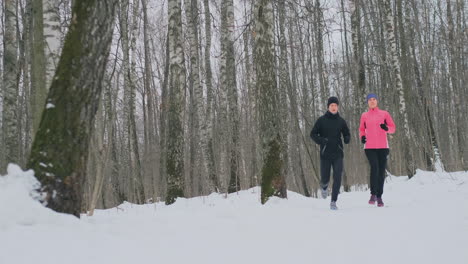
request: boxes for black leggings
[365,149,389,198]
[320,157,343,202]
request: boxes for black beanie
[327,96,339,107]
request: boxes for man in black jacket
[310,96,351,210]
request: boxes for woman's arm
[385,111,396,134]
[359,113,366,139]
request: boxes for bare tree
[383,0,415,178]
[255,0,287,204]
[219,0,240,194]
[141,0,159,200]
[202,0,218,193]
[184,0,204,196]
[30,0,46,136]
[165,0,186,205]
[446,0,466,170]
[119,0,145,203]
[43,0,61,88]
[27,0,117,216]
[2,0,19,172]
[314,0,328,110]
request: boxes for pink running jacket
[359,107,396,149]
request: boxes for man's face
[368,98,378,109]
[329,103,338,114]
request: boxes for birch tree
[86,103,109,216]
[159,32,170,200]
[27,0,117,216]
[218,0,230,192]
[184,0,204,196]
[119,0,144,203]
[220,0,240,194]
[43,0,61,88]
[30,0,46,134]
[278,0,310,196]
[350,0,365,108]
[255,0,287,204]
[165,0,186,205]
[18,0,33,166]
[141,0,159,200]
[203,0,218,193]
[242,4,258,188]
[30,0,61,135]
[446,0,466,170]
[383,0,414,177]
[2,0,19,171]
[314,0,328,110]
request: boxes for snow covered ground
[1,164,468,264]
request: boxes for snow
[1,164,468,264]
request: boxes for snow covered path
[1,166,468,264]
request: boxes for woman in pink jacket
[359,93,396,207]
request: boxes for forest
[0,0,466,215]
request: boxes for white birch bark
[218,0,230,191]
[220,0,240,193]
[184,0,204,196]
[43,0,61,89]
[166,0,186,204]
[384,0,415,177]
[202,0,218,193]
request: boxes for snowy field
[1,164,468,264]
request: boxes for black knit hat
[327,96,339,107]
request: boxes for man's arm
[310,118,326,145]
[342,119,351,144]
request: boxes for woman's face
[368,98,378,109]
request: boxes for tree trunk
[202,0,218,193]
[165,0,186,205]
[43,0,61,88]
[446,0,466,170]
[14,1,26,166]
[255,0,287,204]
[220,0,240,194]
[184,0,204,197]
[2,0,19,172]
[278,0,309,196]
[119,0,144,203]
[87,103,110,216]
[30,0,46,135]
[350,0,366,110]
[242,12,258,188]
[27,0,117,217]
[141,0,159,200]
[159,31,170,200]
[314,0,328,110]
[383,0,415,178]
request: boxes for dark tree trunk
[255,0,287,204]
[27,0,117,217]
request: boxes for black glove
[380,123,388,131]
[361,136,366,144]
